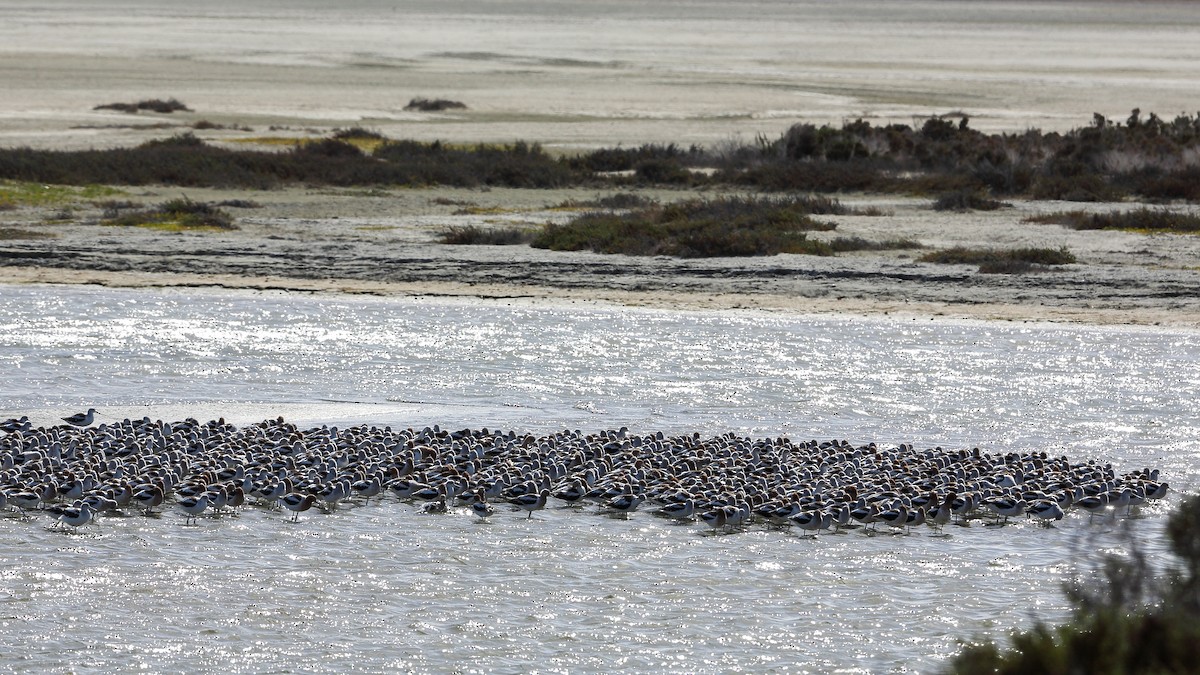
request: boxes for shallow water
[1,283,1197,672]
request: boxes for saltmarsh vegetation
[919,246,1077,274]
[532,195,847,258]
[3,110,1198,201]
[948,494,1200,675]
[93,98,192,114]
[0,180,122,209]
[102,198,237,231]
[1026,207,1200,234]
[436,224,537,246]
[0,226,55,240]
[404,98,468,112]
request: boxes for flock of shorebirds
[0,410,1169,534]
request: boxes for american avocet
[1028,500,1064,525]
[352,476,382,504]
[1075,494,1109,518]
[878,504,909,532]
[603,493,644,516]
[655,499,696,521]
[281,493,316,522]
[132,485,165,515]
[849,500,879,529]
[512,489,549,519]
[984,498,1026,525]
[177,493,210,525]
[53,501,95,530]
[928,499,952,532]
[1145,481,1169,500]
[0,416,30,434]
[471,490,494,520]
[790,509,824,535]
[552,480,587,505]
[700,507,728,530]
[319,479,351,511]
[62,409,98,427]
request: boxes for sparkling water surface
[1,284,1197,673]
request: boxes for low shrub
[0,226,56,240]
[104,197,236,231]
[437,225,536,245]
[932,189,1009,211]
[404,98,468,112]
[94,98,192,114]
[531,195,838,258]
[555,193,660,210]
[215,199,262,209]
[919,246,1076,273]
[828,236,924,252]
[948,494,1200,674]
[568,143,707,173]
[1026,208,1200,233]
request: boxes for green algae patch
[103,198,237,232]
[0,180,124,209]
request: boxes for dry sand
[2,186,1198,328]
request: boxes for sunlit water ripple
[1,284,1197,673]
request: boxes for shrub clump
[0,226,56,240]
[404,98,468,112]
[555,193,660,210]
[437,225,536,245]
[948,493,1200,675]
[94,98,192,114]
[532,195,839,258]
[1026,208,1200,234]
[104,197,237,231]
[919,246,1076,274]
[932,189,1010,212]
[828,236,924,252]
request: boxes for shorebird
[512,489,549,519]
[700,507,728,530]
[471,491,495,520]
[62,409,98,427]
[177,493,210,525]
[984,498,1026,525]
[281,493,316,522]
[0,416,30,434]
[655,499,696,521]
[1028,500,1065,525]
[53,501,95,530]
[132,485,165,515]
[928,499,952,532]
[603,492,644,516]
[878,504,910,533]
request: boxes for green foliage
[93,98,191,114]
[949,495,1200,675]
[104,197,236,231]
[531,195,839,258]
[919,246,1076,273]
[828,236,924,252]
[2,111,1199,198]
[404,98,468,112]
[0,135,581,189]
[932,189,1010,212]
[1026,208,1200,234]
[0,226,56,240]
[554,193,660,210]
[0,180,123,209]
[437,224,536,245]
